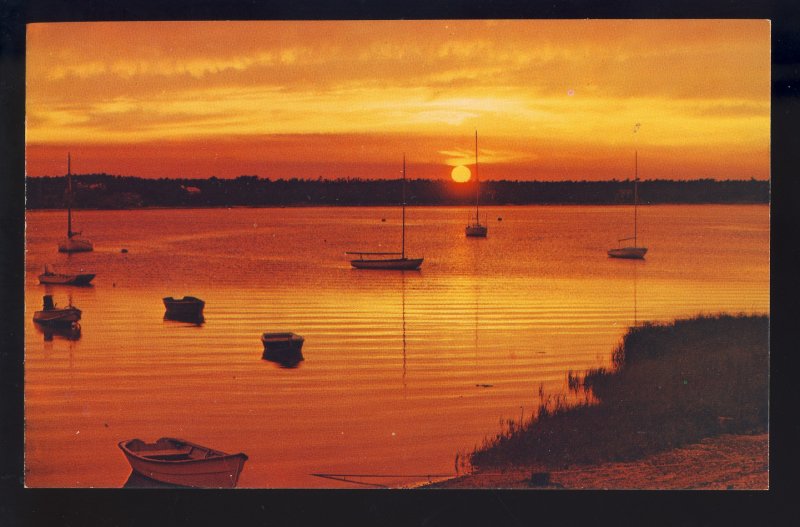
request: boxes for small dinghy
[118,437,248,488]
[163,296,205,322]
[33,295,81,326]
[38,265,95,286]
[261,332,305,366]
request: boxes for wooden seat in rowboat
[140,448,193,461]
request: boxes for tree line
[25,174,769,209]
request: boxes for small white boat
[38,265,95,286]
[466,131,488,238]
[32,295,81,325]
[58,153,94,253]
[347,155,423,270]
[119,437,248,488]
[609,149,647,260]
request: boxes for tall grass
[470,314,769,469]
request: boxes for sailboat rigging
[465,130,487,237]
[346,155,424,270]
[608,150,647,259]
[58,153,94,253]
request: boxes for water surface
[24,205,769,487]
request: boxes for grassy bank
[470,314,769,470]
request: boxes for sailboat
[58,153,94,253]
[465,131,488,237]
[608,150,647,259]
[347,155,423,270]
[38,264,95,286]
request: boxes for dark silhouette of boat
[465,130,488,237]
[609,128,647,259]
[58,153,94,253]
[38,265,95,286]
[118,437,248,488]
[261,332,305,366]
[33,295,81,326]
[163,296,205,322]
[348,253,424,270]
[347,155,423,270]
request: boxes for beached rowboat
[118,437,248,488]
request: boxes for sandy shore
[426,433,768,490]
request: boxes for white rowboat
[119,437,248,488]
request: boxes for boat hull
[608,247,647,259]
[350,257,423,270]
[33,307,81,325]
[119,438,248,488]
[39,273,95,286]
[58,238,94,253]
[163,297,205,321]
[261,333,305,365]
[465,225,488,237]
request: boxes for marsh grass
[470,314,769,469]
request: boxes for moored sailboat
[608,150,647,259]
[58,153,94,253]
[347,156,423,270]
[465,131,488,237]
[38,264,95,286]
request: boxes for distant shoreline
[25,201,770,212]
[26,175,770,209]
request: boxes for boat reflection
[162,314,205,326]
[34,321,81,341]
[122,471,189,488]
[401,271,407,389]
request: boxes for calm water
[24,205,769,488]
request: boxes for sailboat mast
[402,155,406,259]
[634,150,638,247]
[67,152,72,238]
[474,130,479,222]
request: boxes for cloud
[25,20,769,180]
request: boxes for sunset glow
[26,20,770,180]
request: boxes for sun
[451,165,471,183]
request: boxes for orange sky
[26,20,770,180]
